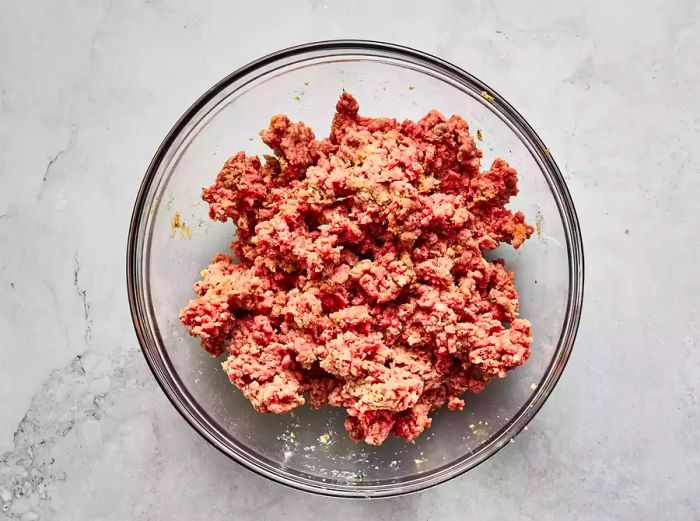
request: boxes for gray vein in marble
[41,151,66,184]
[72,253,92,344]
[37,125,77,202]
[85,0,115,69]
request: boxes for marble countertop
[1,1,698,519]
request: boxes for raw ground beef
[180,93,533,445]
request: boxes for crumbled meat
[180,93,533,445]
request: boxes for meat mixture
[180,93,533,445]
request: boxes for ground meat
[180,93,534,445]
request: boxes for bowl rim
[127,39,584,498]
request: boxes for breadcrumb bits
[481,90,495,102]
[318,433,331,444]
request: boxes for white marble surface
[1,0,699,519]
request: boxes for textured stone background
[1,1,698,519]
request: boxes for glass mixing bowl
[127,40,584,497]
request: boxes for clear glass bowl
[127,40,584,497]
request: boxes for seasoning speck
[170,212,192,239]
[481,90,495,102]
[408,85,415,90]
[476,129,483,141]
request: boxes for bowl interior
[132,45,577,496]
